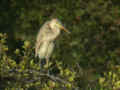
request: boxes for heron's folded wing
[35,21,50,57]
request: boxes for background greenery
[0,0,120,90]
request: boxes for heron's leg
[38,59,42,69]
[40,60,42,67]
[46,58,49,68]
[45,58,50,74]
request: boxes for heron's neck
[52,28,60,39]
[47,27,60,42]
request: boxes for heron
[35,18,70,67]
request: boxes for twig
[7,68,70,84]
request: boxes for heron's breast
[38,42,49,58]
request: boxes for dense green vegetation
[1,0,120,89]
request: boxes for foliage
[0,0,120,89]
[99,65,120,90]
[0,33,77,89]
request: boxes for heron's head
[49,18,70,33]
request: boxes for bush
[0,33,77,89]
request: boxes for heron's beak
[59,24,70,34]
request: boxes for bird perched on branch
[35,18,70,67]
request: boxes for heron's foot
[43,64,49,69]
[43,61,53,75]
[43,62,52,69]
[43,59,49,69]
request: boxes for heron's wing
[35,38,42,57]
[46,42,54,59]
[35,21,51,57]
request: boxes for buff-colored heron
[35,18,70,67]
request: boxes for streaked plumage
[35,18,70,66]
